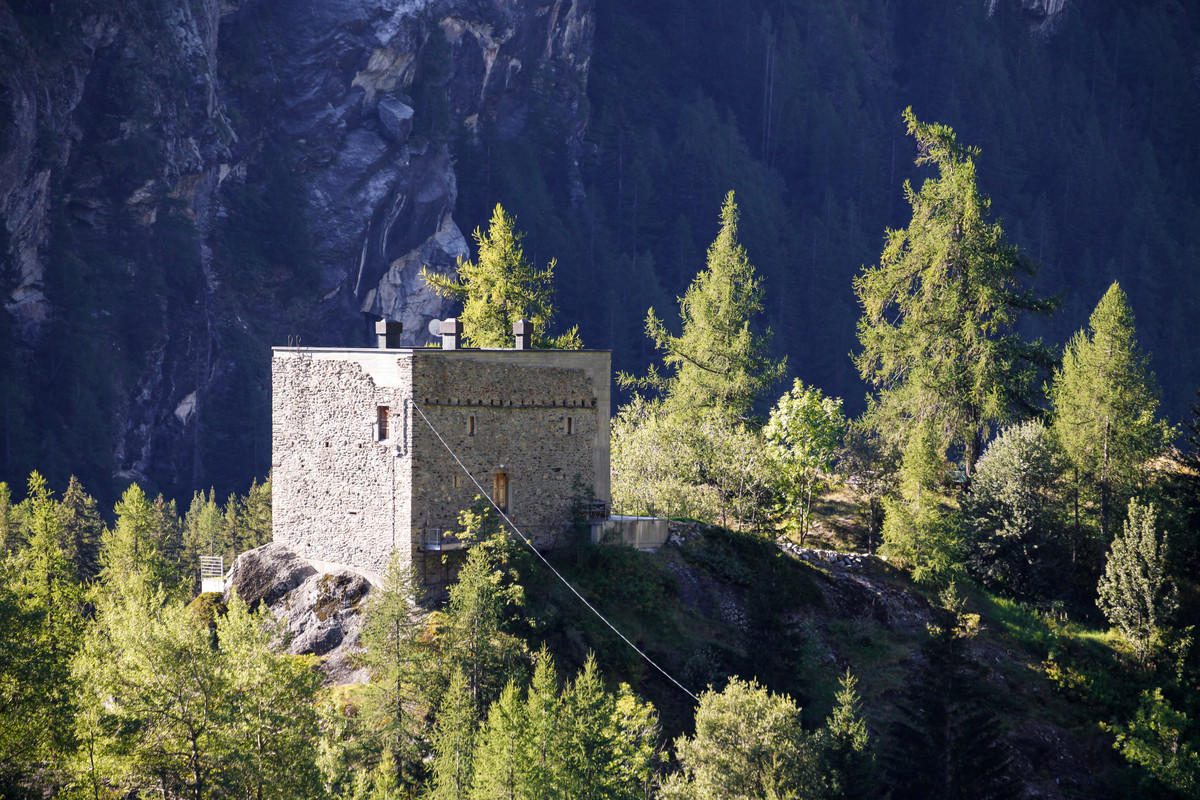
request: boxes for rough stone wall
[409,352,604,556]
[272,347,610,586]
[272,350,413,577]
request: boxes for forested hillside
[1,0,1199,510]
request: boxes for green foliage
[73,580,325,800]
[627,191,784,422]
[429,670,478,800]
[357,553,434,790]
[422,204,580,349]
[854,108,1054,478]
[1051,282,1172,542]
[1097,500,1178,665]
[57,475,104,583]
[963,420,1067,600]
[609,395,711,520]
[100,483,176,593]
[659,677,810,800]
[440,516,528,715]
[765,379,847,543]
[814,671,882,800]
[880,422,964,585]
[1104,688,1200,798]
[884,597,1018,800]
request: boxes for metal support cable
[408,398,699,702]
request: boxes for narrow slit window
[468,415,476,436]
[377,406,390,441]
[566,416,574,435]
[493,473,508,512]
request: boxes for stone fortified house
[271,320,611,586]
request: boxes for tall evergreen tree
[422,204,580,349]
[1097,499,1177,665]
[627,191,785,422]
[1051,282,1171,543]
[57,475,104,583]
[885,597,1018,800]
[100,484,172,592]
[815,671,883,800]
[854,108,1054,479]
[429,669,478,800]
[358,552,434,789]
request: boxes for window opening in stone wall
[493,472,508,512]
[468,415,476,436]
[566,416,574,435]
[377,406,390,441]
[453,474,461,489]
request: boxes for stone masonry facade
[272,346,610,586]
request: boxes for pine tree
[100,484,172,592]
[358,552,433,789]
[628,191,785,422]
[854,108,1054,479]
[217,591,325,800]
[429,670,478,800]
[468,681,528,800]
[816,672,882,800]
[1097,499,1177,665]
[57,475,104,583]
[885,599,1018,800]
[1051,282,1171,543]
[422,204,580,349]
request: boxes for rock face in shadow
[226,541,373,685]
[0,0,594,500]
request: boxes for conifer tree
[429,670,478,800]
[885,596,1018,800]
[422,204,580,349]
[854,108,1054,479]
[1097,499,1177,664]
[359,552,434,788]
[1051,282,1171,543]
[57,475,104,583]
[629,191,785,422]
[100,484,172,592]
[468,681,528,800]
[816,671,882,800]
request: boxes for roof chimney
[439,317,463,350]
[375,319,403,349]
[513,318,532,350]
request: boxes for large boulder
[226,543,374,684]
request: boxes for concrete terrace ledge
[593,515,670,550]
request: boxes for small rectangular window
[468,415,476,436]
[453,474,461,489]
[377,407,390,441]
[566,416,574,435]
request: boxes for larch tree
[1051,282,1171,543]
[627,191,785,422]
[854,108,1054,480]
[422,204,580,349]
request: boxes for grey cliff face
[0,0,593,494]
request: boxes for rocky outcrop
[0,0,594,497]
[225,541,374,684]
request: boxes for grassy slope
[515,489,1149,794]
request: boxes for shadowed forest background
[1,0,1198,511]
